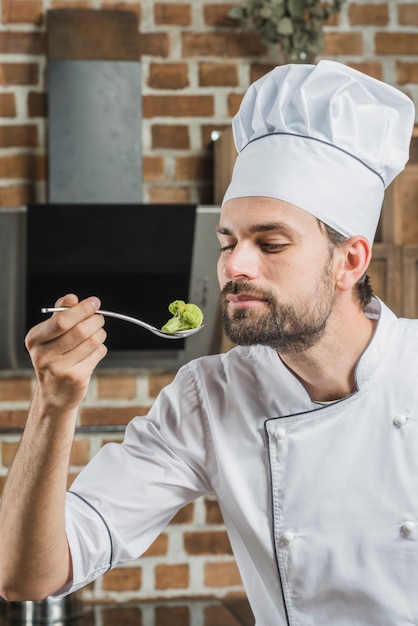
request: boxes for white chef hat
[222,60,415,244]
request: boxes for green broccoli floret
[161,300,204,333]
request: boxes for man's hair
[321,222,373,309]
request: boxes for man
[0,60,416,625]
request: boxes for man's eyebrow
[216,222,297,235]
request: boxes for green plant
[230,0,344,63]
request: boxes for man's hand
[25,293,108,413]
[0,294,108,601]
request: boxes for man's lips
[225,294,266,308]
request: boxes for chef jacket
[59,296,418,625]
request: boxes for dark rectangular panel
[47,9,140,61]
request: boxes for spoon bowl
[41,307,204,339]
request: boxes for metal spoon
[41,307,204,339]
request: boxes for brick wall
[2,0,418,605]
[0,0,418,206]
[0,371,244,602]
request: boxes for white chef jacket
[59,296,418,625]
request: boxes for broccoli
[161,300,204,333]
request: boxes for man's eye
[262,243,288,252]
[219,244,235,253]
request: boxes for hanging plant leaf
[277,16,294,35]
[229,0,345,63]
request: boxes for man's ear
[335,236,372,292]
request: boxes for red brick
[204,604,245,625]
[100,607,142,624]
[170,502,194,524]
[205,497,224,524]
[199,62,238,87]
[0,93,16,117]
[152,124,190,149]
[323,32,363,56]
[70,439,90,466]
[175,155,213,182]
[51,1,92,7]
[0,32,45,55]
[203,4,239,27]
[102,566,142,590]
[80,406,148,426]
[398,3,418,26]
[155,605,190,624]
[143,155,165,182]
[325,11,341,27]
[0,410,28,429]
[149,186,191,203]
[204,561,242,587]
[184,530,233,555]
[148,372,175,397]
[155,563,189,589]
[96,375,137,399]
[0,125,38,148]
[27,92,47,118]
[397,61,418,84]
[2,0,43,25]
[250,63,277,84]
[0,154,46,180]
[228,92,244,117]
[101,437,124,447]
[143,533,168,557]
[67,471,79,489]
[154,3,191,26]
[182,32,266,57]
[0,63,39,86]
[347,61,383,81]
[348,3,389,26]
[101,1,141,21]
[139,32,170,57]
[0,378,32,401]
[0,185,34,207]
[375,33,418,55]
[143,95,214,118]
[148,63,189,89]
[1,441,18,467]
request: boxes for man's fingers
[25,296,102,352]
[55,293,79,309]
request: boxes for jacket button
[273,427,286,440]
[283,530,295,543]
[402,520,416,535]
[393,414,409,427]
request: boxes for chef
[0,60,417,625]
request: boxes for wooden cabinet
[214,127,418,318]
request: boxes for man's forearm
[0,393,76,601]
[0,295,107,600]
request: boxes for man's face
[216,197,338,355]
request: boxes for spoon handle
[41,307,156,332]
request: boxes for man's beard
[220,265,335,355]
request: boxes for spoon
[41,307,204,339]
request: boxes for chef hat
[222,60,415,244]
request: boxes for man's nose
[222,243,259,281]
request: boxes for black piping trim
[68,490,113,573]
[264,421,291,626]
[242,132,385,186]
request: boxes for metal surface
[4,594,83,624]
[48,60,142,203]
[2,598,254,625]
[0,208,27,369]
